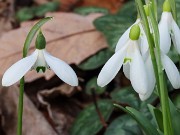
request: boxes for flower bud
[35,30,46,49]
[129,24,140,40]
[163,0,171,12]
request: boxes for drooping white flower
[97,25,152,96]
[115,19,149,59]
[139,50,180,100]
[159,1,180,54]
[2,31,78,87]
[161,52,180,89]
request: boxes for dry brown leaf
[77,0,125,13]
[37,83,83,135]
[0,84,58,135]
[0,12,107,82]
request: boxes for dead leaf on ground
[0,0,15,35]
[0,84,58,135]
[37,83,85,135]
[77,0,125,13]
[0,12,108,82]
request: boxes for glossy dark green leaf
[78,49,113,70]
[169,99,180,135]
[16,2,59,22]
[110,87,140,109]
[115,105,159,135]
[85,77,106,95]
[74,6,109,16]
[70,100,113,135]
[104,115,143,135]
[148,104,163,132]
[125,107,159,135]
[94,1,136,50]
[16,8,35,22]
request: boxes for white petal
[159,19,171,53]
[43,50,78,86]
[97,42,129,87]
[130,44,148,95]
[161,53,180,89]
[139,54,156,101]
[171,20,180,54]
[123,62,130,79]
[115,27,130,52]
[140,30,149,57]
[2,50,38,86]
[115,19,140,52]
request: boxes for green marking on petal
[124,58,132,63]
[36,66,46,73]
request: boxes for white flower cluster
[2,1,180,101]
[97,2,180,101]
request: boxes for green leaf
[74,6,109,16]
[16,2,59,22]
[104,115,143,135]
[16,7,35,22]
[94,1,136,50]
[110,87,140,109]
[172,94,180,109]
[78,49,113,70]
[35,1,59,17]
[70,100,113,135]
[114,105,159,135]
[169,99,180,135]
[85,77,106,95]
[148,104,163,132]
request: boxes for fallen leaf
[0,0,15,35]
[0,83,58,135]
[77,0,125,13]
[0,12,108,82]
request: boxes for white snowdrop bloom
[159,0,180,54]
[161,52,180,89]
[97,25,151,96]
[2,31,78,87]
[139,50,180,100]
[115,19,149,59]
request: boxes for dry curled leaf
[0,84,58,135]
[0,12,107,82]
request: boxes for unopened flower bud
[35,30,46,49]
[129,24,140,40]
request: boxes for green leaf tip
[129,24,140,40]
[35,30,46,49]
[163,0,171,12]
[144,5,149,16]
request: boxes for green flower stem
[135,0,160,91]
[17,78,24,135]
[169,0,177,22]
[135,0,173,135]
[17,17,52,135]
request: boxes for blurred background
[0,0,179,135]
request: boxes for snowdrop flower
[2,31,78,87]
[159,0,180,54]
[97,25,151,97]
[161,52,180,89]
[139,49,180,100]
